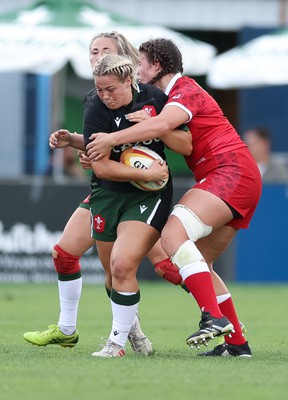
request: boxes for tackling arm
[86,105,189,160]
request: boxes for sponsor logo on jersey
[142,105,157,117]
[171,94,182,99]
[140,205,148,214]
[114,117,122,127]
[195,157,206,166]
[93,214,105,233]
[112,138,161,154]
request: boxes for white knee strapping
[171,238,207,266]
[171,240,209,280]
[171,205,212,242]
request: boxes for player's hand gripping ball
[120,145,168,191]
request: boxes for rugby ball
[120,145,168,191]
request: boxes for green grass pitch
[1,281,288,400]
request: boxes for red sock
[184,272,223,318]
[218,297,246,345]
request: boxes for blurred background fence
[1,178,287,283]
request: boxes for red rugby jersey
[164,74,246,177]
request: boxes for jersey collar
[165,73,182,95]
[134,83,140,93]
[132,83,141,102]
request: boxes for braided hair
[93,53,138,90]
[139,38,183,85]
